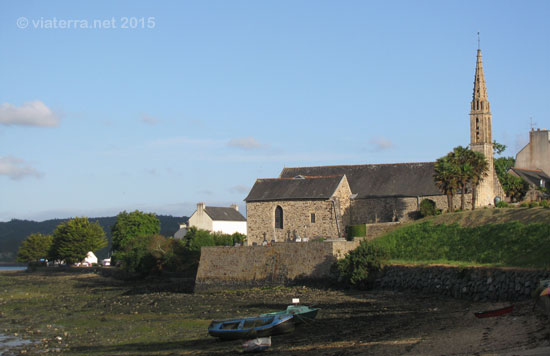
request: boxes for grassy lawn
[371,207,550,269]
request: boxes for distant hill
[0,215,188,262]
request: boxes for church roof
[245,175,346,202]
[280,162,442,198]
[204,207,246,221]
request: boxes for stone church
[244,48,503,245]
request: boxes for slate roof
[204,207,246,221]
[245,175,346,202]
[280,162,442,198]
[509,167,550,188]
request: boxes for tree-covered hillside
[0,215,188,262]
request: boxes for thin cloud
[0,156,43,180]
[369,137,394,151]
[0,101,60,127]
[149,136,223,147]
[227,137,264,150]
[230,185,250,194]
[141,115,158,125]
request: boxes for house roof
[204,207,246,221]
[509,167,550,187]
[280,162,442,198]
[245,175,346,202]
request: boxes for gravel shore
[0,269,548,355]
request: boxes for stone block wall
[350,195,472,224]
[377,265,550,301]
[195,241,359,292]
[246,200,346,245]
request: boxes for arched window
[275,206,283,229]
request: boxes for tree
[494,156,529,202]
[111,210,161,253]
[493,141,506,155]
[451,146,471,210]
[435,147,489,211]
[434,155,459,212]
[49,217,107,264]
[17,233,53,262]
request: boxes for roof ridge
[282,162,435,170]
[258,175,344,181]
[511,167,544,173]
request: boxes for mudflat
[0,269,548,355]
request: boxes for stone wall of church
[246,178,351,245]
[246,200,344,245]
[350,194,472,224]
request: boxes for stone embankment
[377,265,550,301]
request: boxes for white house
[187,203,247,235]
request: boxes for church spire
[470,47,492,144]
[469,43,500,207]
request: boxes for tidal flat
[0,269,548,355]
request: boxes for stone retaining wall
[377,265,550,301]
[195,240,359,292]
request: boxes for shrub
[520,202,529,207]
[529,201,539,208]
[346,225,366,241]
[496,201,509,208]
[332,240,386,290]
[541,200,550,209]
[420,199,437,217]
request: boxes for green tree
[111,210,161,252]
[16,233,53,262]
[49,217,107,264]
[451,146,472,210]
[494,156,529,202]
[434,155,459,212]
[435,147,489,211]
[332,240,386,290]
[493,141,507,155]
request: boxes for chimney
[197,202,205,212]
[230,204,239,211]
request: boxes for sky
[1,1,549,222]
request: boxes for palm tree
[451,146,471,210]
[434,155,459,212]
[469,151,489,210]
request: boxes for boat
[260,304,319,325]
[208,314,295,340]
[474,305,514,318]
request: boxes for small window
[310,213,316,223]
[275,206,283,229]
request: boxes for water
[0,334,34,356]
[0,266,26,271]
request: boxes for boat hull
[474,305,513,318]
[208,314,295,340]
[261,305,319,325]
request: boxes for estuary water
[0,266,26,271]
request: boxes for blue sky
[1,0,549,222]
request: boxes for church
[244,48,503,245]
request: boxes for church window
[275,206,283,229]
[310,213,316,223]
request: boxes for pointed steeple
[468,44,501,207]
[470,48,492,144]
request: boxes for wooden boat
[208,314,295,340]
[474,305,513,318]
[260,305,319,324]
